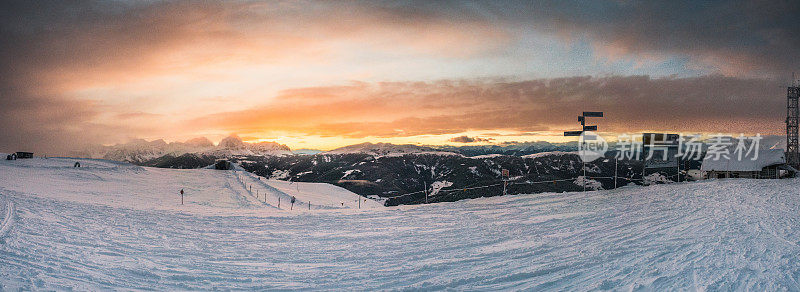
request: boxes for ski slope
[2,157,800,290]
[0,157,380,215]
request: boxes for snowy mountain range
[324,142,460,157]
[74,138,709,206]
[74,135,292,164]
[77,137,587,164]
[72,138,677,205]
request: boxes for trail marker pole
[502,169,509,196]
[358,197,361,209]
[278,197,281,208]
[614,158,618,189]
[309,201,311,210]
[424,181,428,204]
[180,189,184,205]
[642,161,646,184]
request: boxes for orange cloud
[187,75,786,141]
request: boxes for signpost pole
[583,150,586,192]
[614,158,618,189]
[582,116,586,192]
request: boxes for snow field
[0,157,379,215]
[1,157,800,290]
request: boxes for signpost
[564,111,604,192]
[583,111,604,117]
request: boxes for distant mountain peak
[218,135,246,149]
[184,137,214,148]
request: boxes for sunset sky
[2,0,799,154]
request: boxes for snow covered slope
[2,157,800,290]
[0,157,379,214]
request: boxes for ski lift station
[701,149,796,179]
[15,152,33,159]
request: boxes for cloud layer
[190,75,785,139]
[0,0,796,153]
[449,136,493,143]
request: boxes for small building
[15,152,33,159]
[701,149,796,179]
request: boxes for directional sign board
[583,111,604,117]
[564,131,583,136]
[583,125,597,131]
[643,133,680,169]
[643,133,679,146]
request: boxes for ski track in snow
[0,195,14,240]
[2,159,800,290]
